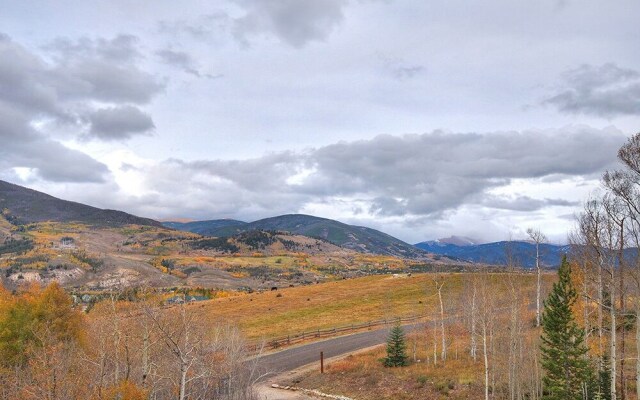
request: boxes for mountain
[0,180,162,228]
[432,235,479,246]
[163,219,247,235]
[414,240,569,268]
[166,214,429,259]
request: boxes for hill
[0,180,161,227]
[163,219,247,235]
[167,214,430,259]
[414,239,569,268]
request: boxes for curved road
[256,304,519,376]
[256,323,424,377]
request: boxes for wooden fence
[252,313,430,351]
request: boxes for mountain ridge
[164,214,430,259]
[0,180,162,228]
[415,239,569,268]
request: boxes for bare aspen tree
[432,311,438,366]
[601,135,640,400]
[527,228,547,328]
[603,194,626,400]
[470,276,478,362]
[476,271,495,400]
[433,275,447,361]
[578,195,623,400]
[578,198,608,356]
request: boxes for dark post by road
[320,351,324,373]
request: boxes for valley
[0,180,468,295]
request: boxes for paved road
[255,303,520,377]
[256,323,424,377]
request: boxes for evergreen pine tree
[594,355,612,400]
[383,324,408,367]
[540,256,594,400]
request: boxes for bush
[0,238,34,255]
[190,238,239,253]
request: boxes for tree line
[0,283,262,400]
[404,132,640,399]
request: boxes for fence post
[320,351,324,373]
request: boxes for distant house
[186,295,208,302]
[166,296,185,305]
[165,295,208,305]
[60,237,75,249]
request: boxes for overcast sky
[1,0,639,244]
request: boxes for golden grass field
[193,272,542,341]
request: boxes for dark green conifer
[594,355,612,400]
[540,256,593,399]
[383,324,408,367]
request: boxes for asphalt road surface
[256,323,424,378]
[255,304,520,378]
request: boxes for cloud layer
[0,33,163,182]
[118,127,625,223]
[2,0,639,243]
[545,63,640,117]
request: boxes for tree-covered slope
[174,214,429,259]
[414,240,569,268]
[0,180,162,228]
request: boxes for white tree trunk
[437,282,447,361]
[471,284,477,361]
[483,323,489,400]
[611,283,617,400]
[636,309,640,400]
[536,243,541,327]
[433,317,438,366]
[599,259,604,354]
[179,362,187,400]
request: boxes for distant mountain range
[1,179,571,266]
[165,214,429,259]
[0,180,432,260]
[433,235,480,246]
[414,239,570,268]
[162,219,247,235]
[0,180,161,228]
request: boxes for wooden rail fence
[250,313,430,351]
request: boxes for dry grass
[193,272,541,341]
[291,323,488,399]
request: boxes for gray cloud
[480,195,579,212]
[156,48,199,76]
[125,126,624,221]
[46,34,142,63]
[88,105,155,140]
[43,34,164,104]
[232,0,347,48]
[0,32,163,183]
[0,103,108,183]
[155,48,221,79]
[0,34,61,116]
[157,13,230,39]
[544,63,640,117]
[61,61,164,104]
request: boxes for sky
[1,0,639,244]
